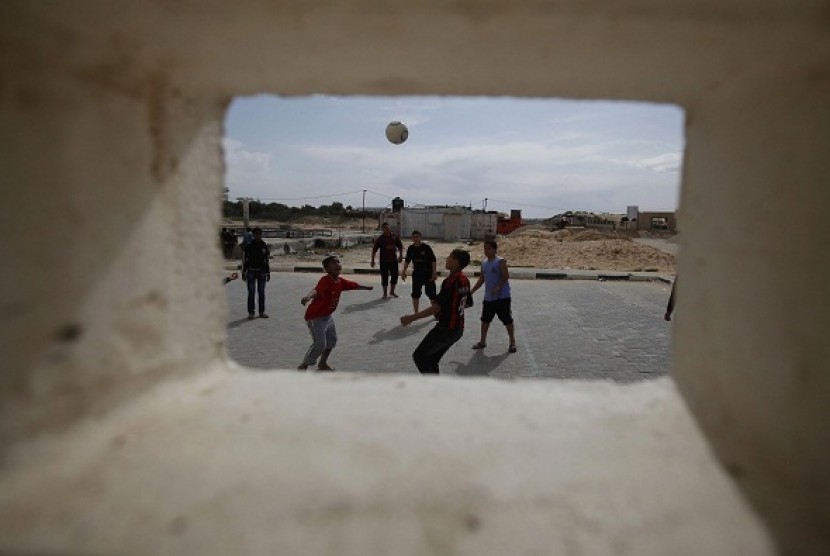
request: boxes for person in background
[400,230,438,314]
[370,222,403,299]
[242,227,270,319]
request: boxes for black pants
[246,270,267,314]
[379,260,399,287]
[412,325,463,374]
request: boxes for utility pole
[484,197,488,212]
[362,189,366,233]
[242,198,250,229]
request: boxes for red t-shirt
[304,275,361,320]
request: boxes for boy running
[400,249,472,375]
[299,256,373,371]
[400,230,438,313]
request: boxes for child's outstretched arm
[301,289,317,305]
[400,301,439,326]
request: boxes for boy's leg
[496,299,516,348]
[480,322,491,343]
[257,273,267,315]
[425,280,437,301]
[411,275,423,313]
[389,262,399,297]
[474,300,496,347]
[413,326,462,374]
[317,349,333,369]
[301,317,329,367]
[246,273,256,317]
[317,318,338,370]
[380,263,389,298]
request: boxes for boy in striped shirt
[400,249,472,374]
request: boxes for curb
[225,263,673,283]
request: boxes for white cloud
[223,138,273,195]
[625,152,682,173]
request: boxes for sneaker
[472,342,486,350]
[317,363,335,371]
[259,313,269,318]
[247,313,255,320]
[297,363,308,370]
[508,344,517,353]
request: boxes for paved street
[226,273,673,381]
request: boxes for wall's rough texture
[0,70,228,442]
[1,1,828,555]
[679,66,830,553]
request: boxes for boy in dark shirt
[370,222,403,299]
[400,249,471,375]
[400,230,438,313]
[242,227,270,319]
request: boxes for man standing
[469,240,517,353]
[400,249,472,375]
[400,230,438,313]
[242,227,270,320]
[370,222,403,299]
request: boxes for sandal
[471,342,486,350]
[508,345,517,353]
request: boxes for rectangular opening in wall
[222,95,683,381]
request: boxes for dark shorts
[481,298,513,325]
[411,273,437,299]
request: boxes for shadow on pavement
[453,350,511,377]
[227,317,254,329]
[368,321,431,344]
[342,297,390,313]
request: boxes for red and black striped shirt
[435,271,471,331]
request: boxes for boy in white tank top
[469,240,517,353]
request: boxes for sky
[223,95,684,219]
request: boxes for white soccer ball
[385,121,408,145]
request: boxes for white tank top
[482,256,511,301]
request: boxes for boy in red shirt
[298,256,373,371]
[400,249,472,374]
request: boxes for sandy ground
[227,220,678,274]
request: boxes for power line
[235,189,365,202]
[364,189,394,199]
[485,198,570,213]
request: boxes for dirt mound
[498,235,675,272]
[513,227,630,243]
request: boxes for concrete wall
[1,1,828,554]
